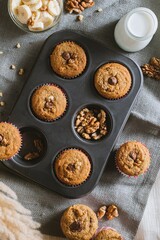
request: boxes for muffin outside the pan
[0,122,22,160]
[54,149,91,186]
[94,227,123,240]
[60,204,98,240]
[31,84,67,121]
[94,62,132,99]
[116,141,150,177]
[50,41,87,78]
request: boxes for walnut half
[106,205,119,220]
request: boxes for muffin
[94,63,132,99]
[54,149,91,185]
[94,227,123,240]
[50,41,87,78]
[116,141,150,177]
[60,204,98,240]
[0,122,22,160]
[31,84,67,121]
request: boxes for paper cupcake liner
[93,226,123,239]
[50,40,88,79]
[0,122,22,161]
[115,141,151,178]
[54,147,92,187]
[30,83,68,122]
[95,80,132,101]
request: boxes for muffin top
[94,63,132,99]
[95,228,123,240]
[0,122,21,160]
[50,41,87,78]
[116,141,150,176]
[60,204,98,240]
[55,149,91,185]
[31,84,67,121]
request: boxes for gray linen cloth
[0,0,160,239]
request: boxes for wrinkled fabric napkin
[0,0,160,239]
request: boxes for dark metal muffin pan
[3,30,143,198]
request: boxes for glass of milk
[114,7,158,52]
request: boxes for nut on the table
[141,56,160,80]
[65,0,95,14]
[0,101,5,107]
[18,68,25,76]
[106,204,119,220]
[97,206,107,220]
[77,14,84,21]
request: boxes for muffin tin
[3,30,143,198]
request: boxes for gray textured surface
[0,0,160,239]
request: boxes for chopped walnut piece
[77,14,84,21]
[75,107,108,140]
[106,205,119,220]
[10,64,16,70]
[97,8,103,12]
[18,68,25,76]
[16,43,21,49]
[40,6,48,11]
[0,135,9,147]
[0,92,3,97]
[24,152,40,160]
[150,57,160,70]
[44,95,55,109]
[97,206,107,220]
[0,101,5,107]
[82,132,91,139]
[34,139,43,153]
[65,0,95,14]
[141,64,160,80]
[141,56,160,81]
